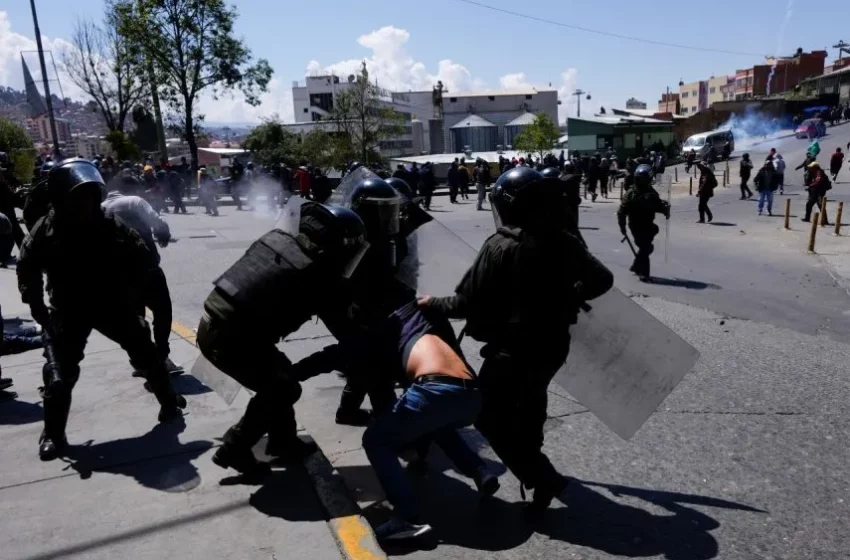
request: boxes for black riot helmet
[347,161,363,175]
[299,202,369,279]
[561,160,576,174]
[634,164,653,190]
[384,176,413,200]
[41,160,55,177]
[349,177,402,240]
[156,169,167,182]
[540,167,560,180]
[47,158,106,222]
[491,166,566,229]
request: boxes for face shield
[340,235,370,279]
[355,196,401,240]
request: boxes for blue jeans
[362,380,484,520]
[758,189,774,213]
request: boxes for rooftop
[505,112,538,126]
[450,114,497,128]
[571,115,672,125]
[443,88,556,98]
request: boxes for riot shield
[658,172,672,263]
[273,191,305,235]
[554,287,700,440]
[329,166,381,207]
[191,354,243,405]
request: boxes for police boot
[525,473,571,521]
[214,426,271,479]
[143,367,187,422]
[40,387,72,461]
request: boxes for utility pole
[572,89,591,117]
[833,40,850,61]
[29,0,60,158]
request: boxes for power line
[452,0,768,57]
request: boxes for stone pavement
[0,268,350,560]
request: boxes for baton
[621,234,637,257]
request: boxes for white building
[440,88,559,153]
[289,76,559,156]
[625,98,648,110]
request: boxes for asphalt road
[150,124,850,559]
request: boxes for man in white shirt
[102,182,181,375]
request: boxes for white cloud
[306,25,486,95]
[0,11,83,101]
[197,78,294,124]
[499,72,534,89]
[497,68,582,124]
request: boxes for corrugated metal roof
[505,112,537,126]
[570,115,671,125]
[450,114,497,128]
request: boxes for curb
[167,318,386,560]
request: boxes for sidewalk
[0,268,356,560]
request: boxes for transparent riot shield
[273,190,305,235]
[554,287,700,440]
[191,354,243,405]
[329,166,381,207]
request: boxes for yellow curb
[149,311,386,560]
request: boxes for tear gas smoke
[767,0,795,96]
[714,106,792,147]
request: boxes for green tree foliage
[129,106,159,153]
[242,117,300,168]
[105,129,141,162]
[61,2,147,132]
[0,117,37,184]
[329,62,405,166]
[514,113,560,163]
[118,0,272,168]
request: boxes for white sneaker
[375,518,432,541]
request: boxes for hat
[143,165,154,172]
[808,161,821,168]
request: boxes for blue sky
[0,0,843,124]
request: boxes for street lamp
[573,89,591,117]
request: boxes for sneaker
[802,218,811,222]
[375,518,432,541]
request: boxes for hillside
[0,86,108,137]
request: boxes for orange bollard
[784,198,791,230]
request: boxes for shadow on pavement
[64,419,211,493]
[172,374,214,396]
[247,468,327,522]
[372,471,764,559]
[708,222,737,227]
[647,277,722,290]
[0,398,42,425]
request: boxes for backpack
[823,174,833,191]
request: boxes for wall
[707,76,732,107]
[679,81,706,116]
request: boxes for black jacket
[427,226,612,362]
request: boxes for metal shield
[329,166,380,207]
[273,186,304,235]
[190,354,243,405]
[554,286,700,440]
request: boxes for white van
[682,130,735,160]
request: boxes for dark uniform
[17,159,186,460]
[617,164,670,281]
[335,177,421,425]
[425,167,614,515]
[197,202,369,477]
[0,157,26,249]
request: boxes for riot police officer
[197,202,370,477]
[420,167,614,516]
[334,175,414,425]
[617,164,670,282]
[17,158,186,460]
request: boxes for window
[488,96,495,101]
[303,108,308,113]
[709,87,716,94]
[525,95,532,100]
[692,90,697,97]
[682,92,689,98]
[449,97,457,102]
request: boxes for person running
[739,153,754,199]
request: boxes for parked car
[795,118,826,139]
[682,130,735,161]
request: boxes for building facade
[441,88,559,152]
[657,92,680,114]
[735,50,827,100]
[625,98,647,110]
[566,116,674,160]
[27,115,72,144]
[679,80,708,116]
[707,76,734,106]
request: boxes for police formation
[2,153,648,544]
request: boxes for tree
[0,117,37,184]
[129,106,159,153]
[118,0,272,169]
[329,62,405,166]
[61,3,147,132]
[105,129,140,162]
[242,117,300,168]
[514,113,561,163]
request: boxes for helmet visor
[63,163,105,192]
[357,196,401,238]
